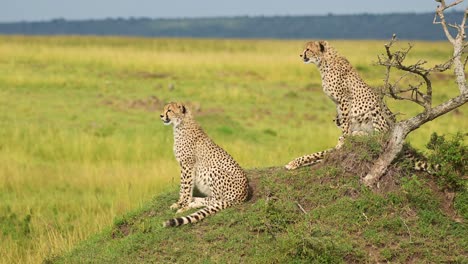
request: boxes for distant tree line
[0,11,464,40]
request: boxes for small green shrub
[426,132,467,191]
[0,207,33,240]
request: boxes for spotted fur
[160,102,249,227]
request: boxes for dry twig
[296,203,308,214]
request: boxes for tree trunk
[361,124,407,187]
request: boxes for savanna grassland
[0,36,466,263]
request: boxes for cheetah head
[160,102,187,126]
[300,40,329,65]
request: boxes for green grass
[53,165,467,263]
[0,36,466,263]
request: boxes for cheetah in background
[160,102,249,227]
[286,40,397,170]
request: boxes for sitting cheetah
[160,102,249,227]
[286,40,396,170]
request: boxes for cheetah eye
[167,109,172,113]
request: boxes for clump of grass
[344,133,385,160]
[323,133,389,179]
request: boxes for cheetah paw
[169,203,180,210]
[351,131,368,136]
[176,207,190,214]
[188,200,205,209]
[285,162,298,170]
[335,136,345,149]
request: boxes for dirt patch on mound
[111,222,132,238]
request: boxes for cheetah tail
[414,159,441,174]
[163,200,233,228]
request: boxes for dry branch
[378,37,433,110]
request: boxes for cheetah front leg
[334,100,352,149]
[170,162,195,212]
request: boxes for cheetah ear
[318,41,327,53]
[180,104,187,114]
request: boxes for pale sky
[0,0,465,22]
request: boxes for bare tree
[362,0,468,187]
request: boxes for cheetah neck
[173,117,193,131]
[173,117,203,143]
[317,54,335,72]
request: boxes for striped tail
[403,150,440,174]
[414,159,440,174]
[163,200,232,228]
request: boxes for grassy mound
[50,141,467,263]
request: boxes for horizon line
[1,10,464,24]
